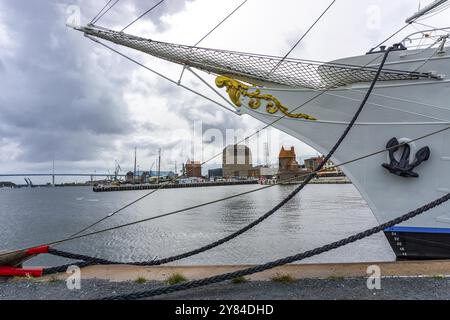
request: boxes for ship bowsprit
[69,24,439,90]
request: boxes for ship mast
[405,0,449,23]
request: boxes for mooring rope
[64,3,391,241]
[17,123,447,275]
[2,4,446,295]
[1,19,436,266]
[63,40,385,241]
[1,11,369,261]
[4,49,448,268]
[39,47,395,274]
[40,124,450,274]
[101,191,450,299]
[66,0,412,243]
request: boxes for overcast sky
[0,0,448,183]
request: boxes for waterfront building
[304,156,322,172]
[277,146,299,181]
[222,144,253,178]
[248,166,278,179]
[125,171,134,183]
[277,146,309,182]
[185,160,202,178]
[178,176,204,184]
[208,168,223,179]
[304,156,344,177]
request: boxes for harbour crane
[149,161,155,176]
[23,178,33,188]
[114,160,121,181]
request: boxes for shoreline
[33,260,450,282]
[2,261,450,300]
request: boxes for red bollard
[0,245,49,277]
[0,267,43,277]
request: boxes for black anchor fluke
[382,137,430,178]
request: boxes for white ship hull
[230,48,450,259]
[73,20,450,259]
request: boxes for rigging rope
[369,23,412,52]
[178,0,249,92]
[78,24,433,89]
[91,0,115,24]
[367,2,449,53]
[12,124,449,272]
[371,0,450,50]
[63,40,385,240]
[39,0,257,238]
[5,126,450,269]
[2,16,434,258]
[121,0,165,32]
[101,191,450,299]
[412,20,440,30]
[0,45,400,260]
[4,9,440,262]
[41,123,450,272]
[64,35,236,238]
[417,1,450,21]
[268,0,337,75]
[91,0,120,25]
[35,47,404,274]
[61,11,429,241]
[193,0,248,47]
[2,2,446,293]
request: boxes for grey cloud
[0,0,323,173]
[0,0,136,163]
[13,129,119,162]
[131,0,193,31]
[85,0,192,31]
[125,68,245,136]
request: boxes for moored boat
[69,1,450,260]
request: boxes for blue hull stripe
[384,226,450,234]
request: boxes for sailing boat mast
[133,146,137,182]
[157,148,161,185]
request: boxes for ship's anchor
[382,137,430,178]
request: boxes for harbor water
[0,184,395,267]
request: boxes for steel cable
[101,191,450,299]
[62,41,385,241]
[0,19,432,261]
[90,0,115,24]
[63,12,404,242]
[40,47,396,274]
[41,124,450,274]
[269,0,337,75]
[121,0,165,32]
[91,0,120,25]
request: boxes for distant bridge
[0,171,173,178]
[0,173,126,177]
[0,172,174,186]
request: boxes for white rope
[325,91,449,122]
[187,68,237,110]
[348,87,450,113]
[86,35,237,115]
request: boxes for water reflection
[0,184,395,266]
